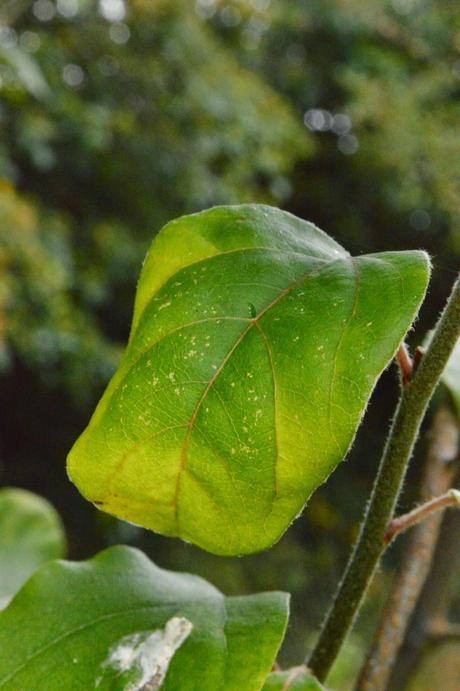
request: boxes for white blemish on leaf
[98,616,192,691]
[158,302,171,311]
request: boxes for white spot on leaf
[98,616,193,691]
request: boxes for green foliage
[1,1,308,218]
[68,204,429,555]
[0,181,119,400]
[0,545,288,690]
[0,487,65,605]
[214,0,460,250]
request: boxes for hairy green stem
[307,273,460,682]
[356,405,459,691]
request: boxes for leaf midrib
[172,255,350,533]
[112,249,344,410]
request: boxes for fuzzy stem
[356,405,459,691]
[307,273,460,682]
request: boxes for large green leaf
[262,667,326,690]
[0,488,65,606]
[68,204,430,555]
[0,545,288,690]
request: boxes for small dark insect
[248,302,257,318]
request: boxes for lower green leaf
[0,488,66,607]
[0,545,289,690]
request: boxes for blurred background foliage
[0,0,459,688]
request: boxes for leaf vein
[254,321,279,499]
[173,256,349,532]
[327,258,361,452]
